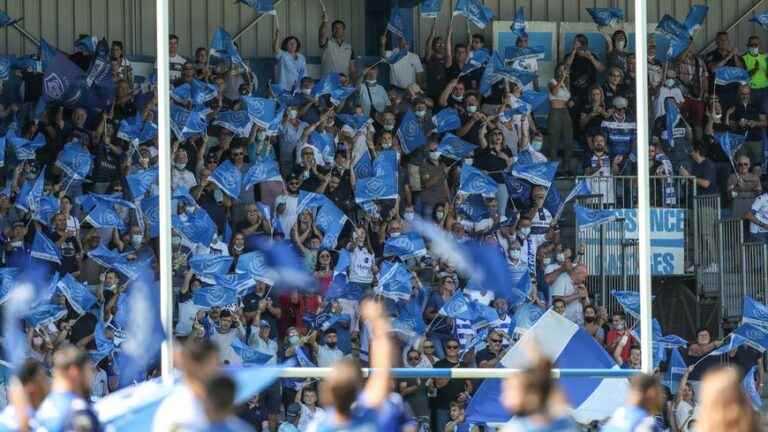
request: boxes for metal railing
[716,216,768,319]
[694,194,721,298]
[277,367,641,379]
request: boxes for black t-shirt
[704,50,741,100]
[473,147,511,183]
[475,348,497,366]
[433,358,465,409]
[733,102,764,141]
[691,158,718,195]
[567,52,599,104]
[91,139,121,183]
[728,346,762,378]
[602,83,628,112]
[580,104,609,136]
[425,57,449,102]
[68,313,97,350]
[48,231,81,275]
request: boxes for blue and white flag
[453,0,494,29]
[172,207,217,247]
[458,165,498,196]
[0,10,20,28]
[665,98,682,143]
[266,106,286,136]
[731,323,768,352]
[91,322,116,364]
[505,46,546,62]
[235,251,276,286]
[87,245,124,269]
[85,38,112,89]
[43,52,85,104]
[170,105,208,140]
[8,131,45,160]
[421,0,442,18]
[397,109,427,154]
[743,365,763,410]
[742,296,768,329]
[232,339,273,365]
[383,232,427,259]
[432,107,461,133]
[213,273,256,296]
[715,132,746,166]
[242,157,282,191]
[586,8,624,27]
[355,176,398,203]
[325,274,355,300]
[112,254,153,281]
[353,147,373,179]
[460,48,490,77]
[237,0,277,15]
[554,179,591,220]
[575,205,619,231]
[297,190,331,214]
[193,285,238,308]
[510,7,527,39]
[409,217,473,276]
[337,114,372,136]
[462,241,521,304]
[373,149,398,179]
[466,310,629,424]
[656,15,688,39]
[213,110,253,138]
[714,66,749,85]
[85,202,126,230]
[31,230,61,264]
[125,167,158,199]
[117,113,158,145]
[315,202,348,249]
[74,35,99,54]
[311,73,343,98]
[15,167,46,213]
[499,101,533,121]
[189,255,234,277]
[520,90,549,111]
[141,195,160,238]
[0,56,11,81]
[309,131,335,164]
[171,78,219,107]
[256,239,316,291]
[437,133,477,160]
[663,348,687,394]
[682,5,709,36]
[209,160,243,199]
[392,310,426,343]
[513,301,544,335]
[457,194,490,222]
[57,273,97,315]
[329,84,357,106]
[665,33,690,60]
[387,6,413,42]
[438,292,476,321]
[295,346,316,367]
[209,27,248,70]
[240,96,278,128]
[751,11,768,30]
[611,290,642,319]
[56,140,93,180]
[24,303,67,328]
[375,261,412,301]
[510,161,559,188]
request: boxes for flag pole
[634,0,654,375]
[156,0,175,384]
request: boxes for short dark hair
[53,345,90,372]
[471,34,485,44]
[331,20,346,30]
[629,374,660,394]
[749,35,760,44]
[716,31,729,39]
[692,141,706,156]
[17,359,44,386]
[281,36,302,52]
[111,41,124,49]
[553,298,566,307]
[169,34,179,42]
[575,34,589,45]
[204,373,237,414]
[455,43,468,51]
[325,327,338,337]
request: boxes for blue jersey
[502,415,579,432]
[600,405,658,432]
[34,391,102,432]
[601,118,636,156]
[308,393,413,432]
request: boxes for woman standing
[545,62,574,173]
[273,29,306,91]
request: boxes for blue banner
[213,110,253,138]
[383,232,427,259]
[714,66,749,85]
[31,230,61,264]
[453,0,494,29]
[459,165,498,196]
[509,161,559,188]
[209,160,243,199]
[57,273,97,315]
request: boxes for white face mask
[234,244,244,253]
[257,131,267,141]
[414,110,426,118]
[519,227,531,237]
[404,211,414,221]
[466,105,478,113]
[557,253,565,263]
[665,79,676,88]
[288,335,300,345]
[749,47,760,55]
[615,40,626,50]
[131,235,143,248]
[366,80,377,85]
[452,94,464,102]
[542,257,551,265]
[381,140,392,149]
[464,158,473,166]
[301,88,312,95]
[287,110,298,120]
[185,206,195,215]
[510,249,521,260]
[531,139,543,151]
[383,124,395,132]
[173,162,186,170]
[429,151,440,161]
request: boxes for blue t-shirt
[308,393,413,432]
[34,391,102,432]
[600,405,659,432]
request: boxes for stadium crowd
[0,1,767,431]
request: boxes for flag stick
[11,21,40,47]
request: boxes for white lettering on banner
[581,208,686,275]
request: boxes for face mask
[429,151,440,161]
[584,316,596,324]
[381,140,392,149]
[531,139,543,151]
[510,249,521,260]
[452,94,464,102]
[713,112,723,122]
[287,110,298,119]
[404,212,414,221]
[556,253,565,263]
[615,40,626,50]
[436,211,445,220]
[172,236,181,246]
[415,110,426,118]
[257,131,267,141]
[301,88,311,95]
[185,206,195,215]
[26,172,36,180]
[519,227,531,237]
[214,189,224,202]
[466,105,478,113]
[383,124,395,132]
[616,322,626,331]
[664,79,675,88]
[464,158,473,166]
[366,80,377,85]
[288,335,300,345]
[750,47,759,55]
[234,244,244,253]
[174,162,186,170]
[131,235,143,248]
[542,257,552,266]
[10,241,22,248]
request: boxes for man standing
[319,13,356,79]
[168,34,186,81]
[679,142,718,195]
[308,328,344,368]
[705,32,745,109]
[744,35,768,114]
[380,33,424,92]
[566,34,606,112]
[601,375,665,432]
[730,85,767,174]
[476,330,509,368]
[550,264,589,325]
[432,338,472,432]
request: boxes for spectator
[357,67,390,116]
[380,33,424,92]
[726,155,762,211]
[432,338,472,432]
[399,348,431,421]
[673,367,697,432]
[605,311,637,364]
[545,63,574,172]
[705,31,745,109]
[295,386,325,431]
[511,34,540,91]
[167,34,186,81]
[602,375,665,432]
[582,304,605,345]
[273,31,306,92]
[730,84,767,174]
[698,367,760,432]
[278,403,302,432]
[744,35,768,114]
[675,41,709,137]
[319,14,356,78]
[680,142,718,195]
[566,34,605,114]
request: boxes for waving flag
[611,290,643,319]
[387,6,413,42]
[171,78,218,107]
[112,252,153,281]
[209,160,243,199]
[510,7,527,38]
[3,278,36,367]
[731,323,768,352]
[554,179,591,220]
[715,132,746,168]
[385,48,409,65]
[297,190,331,214]
[172,207,217,247]
[682,5,708,36]
[315,202,348,249]
[209,27,248,70]
[0,11,20,28]
[117,113,158,145]
[126,167,158,199]
[355,175,398,203]
[397,109,427,154]
[750,11,768,30]
[213,273,256,296]
[266,106,286,136]
[236,251,276,286]
[0,56,11,81]
[457,194,490,222]
[587,8,624,27]
[664,98,682,143]
[421,0,442,18]
[240,96,278,128]
[505,46,546,62]
[237,0,276,14]
[383,232,427,259]
[56,273,97,315]
[743,365,763,410]
[437,133,477,160]
[43,52,85,104]
[520,90,549,111]
[85,38,112,89]
[31,230,61,264]
[459,165,498,196]
[84,202,126,230]
[330,84,357,106]
[742,296,768,329]
[467,310,629,425]
[232,339,273,365]
[15,167,45,213]
[409,217,473,276]
[575,205,619,231]
[663,348,687,394]
[139,196,159,238]
[170,105,208,140]
[353,146,373,179]
[462,241,521,303]
[392,309,426,343]
[510,161,559,188]
[8,132,45,160]
[56,140,93,180]
[453,0,494,29]
[496,65,537,89]
[91,322,116,364]
[87,245,124,269]
[337,114,372,136]
[256,238,316,291]
[656,15,687,38]
[500,101,533,121]
[374,149,398,179]
[74,35,99,54]
[439,292,477,321]
[375,261,412,301]
[714,66,749,85]
[193,285,238,308]
[460,48,490,76]
[213,110,253,138]
[665,33,690,61]
[309,131,335,164]
[432,107,461,133]
[242,157,282,191]
[312,73,343,97]
[189,255,234,277]
[24,303,67,328]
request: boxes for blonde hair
[698,367,760,432]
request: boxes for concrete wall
[0,0,767,58]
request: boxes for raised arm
[361,300,393,408]
[319,11,330,48]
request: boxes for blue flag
[387,6,413,43]
[682,5,708,36]
[330,85,356,106]
[189,255,234,277]
[3,273,36,366]
[84,202,126,230]
[499,101,533,121]
[56,273,98,315]
[0,56,11,80]
[505,46,546,62]
[383,232,427,259]
[87,245,125,269]
[266,106,286,136]
[520,90,549,111]
[209,27,248,70]
[611,290,642,319]
[24,303,68,328]
[555,179,591,220]
[439,292,476,321]
[743,365,763,410]
[43,52,85,105]
[421,0,442,18]
[213,110,253,138]
[397,109,427,154]
[385,48,409,65]
[510,161,559,188]
[311,73,343,97]
[376,261,412,301]
[337,114,373,136]
[112,253,154,281]
[432,107,461,133]
[256,239,316,291]
[15,166,46,213]
[663,349,688,394]
[213,273,256,297]
[125,167,158,199]
[170,105,208,140]
[656,15,688,38]
[463,241,521,304]
[235,251,276,286]
[91,322,116,365]
[459,165,498,196]
[117,113,158,145]
[460,48,490,76]
[373,149,398,178]
[140,196,159,239]
[56,140,93,180]
[714,66,749,85]
[31,230,61,264]
[543,185,562,218]
[85,38,113,89]
[353,147,373,179]
[665,99,682,143]
[242,157,282,191]
[241,96,279,128]
[457,194,490,222]
[586,7,624,27]
[437,133,477,160]
[295,346,316,367]
[513,301,545,334]
[8,131,45,161]
[209,160,243,199]
[453,0,494,29]
[665,33,690,61]
[297,190,331,214]
[309,131,335,163]
[715,132,746,165]
[0,10,20,27]
[575,205,619,231]
[742,296,768,329]
[171,78,219,107]
[510,7,527,38]
[751,11,768,30]
[355,175,398,203]
[315,202,348,249]
[193,285,238,308]
[237,0,277,15]
[232,339,273,365]
[172,207,217,246]
[731,323,768,352]
[74,35,99,54]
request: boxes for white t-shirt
[349,247,374,284]
[211,327,245,365]
[152,385,208,432]
[675,400,696,432]
[175,299,202,336]
[750,193,768,234]
[249,330,279,366]
[91,368,109,399]
[321,39,353,76]
[386,51,424,89]
[317,344,344,367]
[298,404,326,431]
[512,57,538,91]
[550,272,583,325]
[466,289,495,306]
[168,54,186,81]
[172,167,197,191]
[275,194,299,235]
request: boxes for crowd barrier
[277,367,641,379]
[716,217,768,319]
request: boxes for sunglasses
[490,339,502,343]
[446,345,459,350]
[423,345,435,349]
[408,356,420,361]
[232,152,245,157]
[738,163,750,166]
